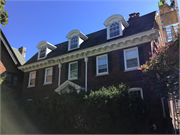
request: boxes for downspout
[84,57,88,92]
[58,60,62,86]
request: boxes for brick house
[0,29,26,97]
[18,11,174,133]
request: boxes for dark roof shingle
[25,11,156,65]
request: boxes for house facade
[18,11,174,133]
[0,30,26,98]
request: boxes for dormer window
[66,30,88,51]
[39,46,46,59]
[37,41,57,60]
[110,22,119,38]
[104,14,129,40]
[70,36,78,50]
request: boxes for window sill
[68,47,80,52]
[27,85,35,88]
[37,57,46,60]
[43,82,52,85]
[124,68,139,72]
[96,73,109,77]
[68,78,78,81]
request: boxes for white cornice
[19,29,159,72]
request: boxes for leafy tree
[0,0,8,26]
[139,37,179,98]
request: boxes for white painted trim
[54,80,85,94]
[68,61,78,80]
[124,47,140,71]
[58,63,62,86]
[96,73,109,77]
[18,29,159,72]
[44,67,53,84]
[128,87,143,99]
[96,54,108,75]
[36,41,57,50]
[0,33,18,65]
[84,57,88,92]
[28,71,36,87]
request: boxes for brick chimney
[128,12,140,21]
[18,47,26,59]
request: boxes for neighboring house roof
[12,47,26,65]
[25,11,157,65]
[0,29,26,66]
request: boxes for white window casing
[124,47,140,71]
[36,41,56,60]
[128,87,143,99]
[44,67,53,84]
[68,61,78,80]
[28,71,36,87]
[96,54,108,75]
[66,30,88,51]
[104,14,129,40]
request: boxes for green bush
[1,83,147,134]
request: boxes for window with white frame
[124,47,139,70]
[110,22,119,38]
[96,54,108,75]
[28,71,36,87]
[39,46,46,59]
[70,36,78,50]
[69,61,78,80]
[129,88,143,99]
[44,67,53,84]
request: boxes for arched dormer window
[66,30,88,51]
[104,14,129,40]
[110,22,119,38]
[37,41,57,60]
[70,36,78,50]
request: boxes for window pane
[12,76,18,87]
[6,74,12,86]
[97,55,108,74]
[70,36,78,49]
[70,63,77,70]
[47,68,52,75]
[130,90,141,98]
[46,75,52,83]
[127,58,138,68]
[30,78,35,85]
[126,49,137,60]
[70,70,77,78]
[40,47,46,58]
[70,62,78,78]
[110,22,119,38]
[31,72,36,79]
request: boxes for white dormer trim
[36,41,57,60]
[104,14,129,40]
[66,30,88,51]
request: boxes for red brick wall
[0,60,6,74]
[22,42,151,99]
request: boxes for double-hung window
[44,67,53,84]
[69,61,78,80]
[96,54,108,75]
[28,71,36,87]
[70,36,78,50]
[124,47,139,70]
[110,22,119,38]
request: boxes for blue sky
[1,0,180,61]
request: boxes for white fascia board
[18,29,158,71]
